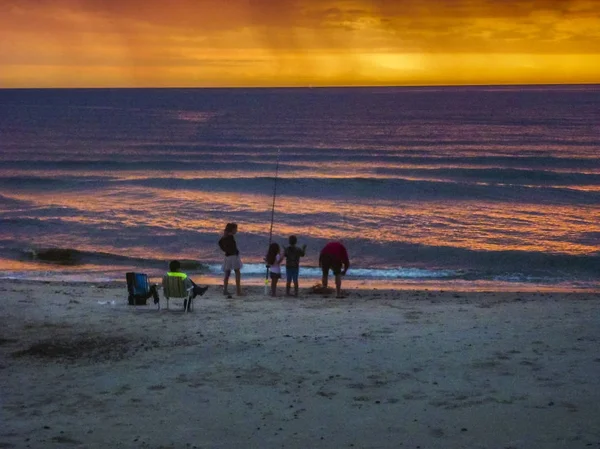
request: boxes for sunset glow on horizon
[1,0,599,88]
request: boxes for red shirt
[320,241,349,266]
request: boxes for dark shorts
[270,272,281,280]
[321,254,342,276]
[286,266,299,283]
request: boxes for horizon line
[2,82,600,90]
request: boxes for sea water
[0,86,598,290]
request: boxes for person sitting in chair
[163,260,209,299]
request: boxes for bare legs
[286,280,299,297]
[224,269,242,296]
[334,274,342,298]
[223,269,231,294]
[286,272,299,297]
[271,276,278,296]
[234,269,242,295]
[322,270,343,298]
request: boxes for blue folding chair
[126,272,160,309]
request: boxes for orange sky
[1,0,599,87]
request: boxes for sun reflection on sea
[3,180,597,259]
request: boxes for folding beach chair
[162,275,194,312]
[126,272,160,309]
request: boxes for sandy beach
[1,279,599,449]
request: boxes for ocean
[0,85,599,291]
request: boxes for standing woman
[218,222,243,296]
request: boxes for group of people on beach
[164,222,350,301]
[217,222,350,299]
[166,222,348,299]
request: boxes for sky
[0,0,599,88]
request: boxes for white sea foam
[206,263,456,279]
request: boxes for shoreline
[2,275,598,294]
[2,254,599,294]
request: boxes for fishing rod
[265,149,281,294]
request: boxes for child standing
[284,235,306,296]
[265,242,284,297]
[218,222,243,296]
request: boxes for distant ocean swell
[2,244,598,283]
[2,176,599,204]
[3,153,600,169]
